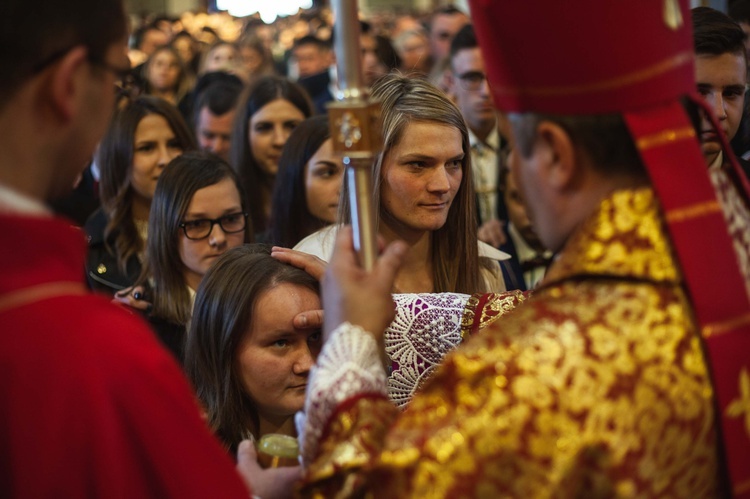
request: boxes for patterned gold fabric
[301,188,720,497]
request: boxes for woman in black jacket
[85,96,195,295]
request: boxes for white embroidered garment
[385,293,470,408]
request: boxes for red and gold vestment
[299,187,721,497]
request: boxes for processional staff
[328,0,381,270]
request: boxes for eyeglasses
[89,58,139,100]
[455,70,488,92]
[28,46,136,99]
[179,212,248,240]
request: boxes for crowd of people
[2,0,750,496]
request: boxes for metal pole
[328,0,380,270]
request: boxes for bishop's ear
[47,46,89,122]
[534,120,578,191]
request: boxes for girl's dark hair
[97,96,196,273]
[184,244,319,449]
[268,115,331,247]
[141,151,251,326]
[229,76,313,234]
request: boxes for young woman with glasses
[134,151,251,362]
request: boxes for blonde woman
[295,73,507,294]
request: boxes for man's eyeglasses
[455,70,488,92]
[28,46,136,99]
[179,212,248,240]
[90,58,139,100]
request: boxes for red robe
[0,214,249,498]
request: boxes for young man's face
[293,44,329,78]
[695,51,747,165]
[449,47,495,135]
[195,107,235,162]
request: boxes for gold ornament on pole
[328,0,381,270]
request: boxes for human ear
[535,120,578,191]
[48,46,89,122]
[444,70,457,97]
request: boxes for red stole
[625,99,750,497]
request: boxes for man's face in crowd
[695,51,747,165]
[450,47,495,134]
[293,44,330,78]
[429,12,469,62]
[195,106,235,162]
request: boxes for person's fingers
[235,439,259,492]
[236,439,261,474]
[293,309,323,329]
[329,226,357,270]
[271,247,326,280]
[267,465,303,484]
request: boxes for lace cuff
[297,322,387,465]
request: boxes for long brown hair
[184,245,319,449]
[340,73,485,293]
[97,96,196,273]
[229,76,313,234]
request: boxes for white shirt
[294,225,511,291]
[508,222,552,290]
[0,183,50,216]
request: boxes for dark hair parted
[229,76,314,234]
[692,7,747,57]
[0,0,127,110]
[97,96,196,273]
[449,23,477,61]
[293,35,330,52]
[268,115,331,248]
[340,73,486,293]
[142,151,251,326]
[192,80,243,130]
[508,112,647,179]
[184,244,319,448]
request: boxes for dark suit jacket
[298,70,334,115]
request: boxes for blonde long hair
[340,73,486,293]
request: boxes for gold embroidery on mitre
[635,127,696,151]
[702,313,750,337]
[665,201,722,224]
[664,0,684,30]
[725,367,750,438]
